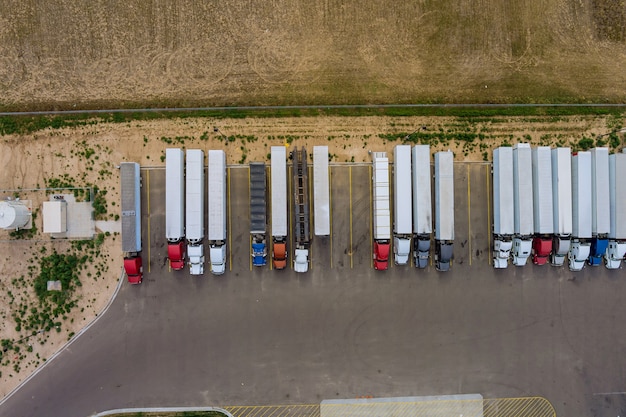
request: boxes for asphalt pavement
[1,163,625,417]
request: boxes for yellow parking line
[267,165,273,271]
[309,164,313,271]
[388,162,393,269]
[249,166,252,271]
[467,164,472,266]
[146,169,151,273]
[329,166,333,268]
[228,167,232,272]
[350,166,354,269]
[368,165,373,269]
[486,164,491,263]
[288,165,293,270]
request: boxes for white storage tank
[0,201,31,230]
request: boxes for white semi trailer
[605,152,626,269]
[393,145,412,265]
[568,151,592,271]
[412,145,432,268]
[434,151,454,272]
[313,146,330,237]
[493,147,514,268]
[531,146,554,265]
[208,150,227,275]
[551,148,572,266]
[270,146,288,270]
[186,149,205,275]
[165,148,186,271]
[512,144,533,266]
[588,147,610,266]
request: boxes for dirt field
[1,0,626,110]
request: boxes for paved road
[1,163,625,417]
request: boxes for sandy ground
[0,113,623,399]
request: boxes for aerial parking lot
[2,160,625,417]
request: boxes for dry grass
[0,0,625,110]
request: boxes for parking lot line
[388,163,393,269]
[309,165,313,271]
[147,169,151,274]
[228,167,232,272]
[349,166,353,269]
[248,167,252,271]
[329,166,333,268]
[288,165,293,270]
[467,164,472,266]
[368,165,373,269]
[486,164,492,263]
[268,165,273,271]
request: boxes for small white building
[43,201,68,233]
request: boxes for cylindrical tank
[0,201,31,230]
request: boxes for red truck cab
[374,241,390,270]
[167,241,186,270]
[124,256,143,284]
[532,237,551,265]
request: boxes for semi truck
[393,145,412,265]
[588,147,610,266]
[250,162,267,267]
[531,146,554,265]
[120,162,143,284]
[208,150,227,275]
[551,147,572,266]
[313,146,330,236]
[511,144,533,266]
[165,148,186,270]
[569,151,592,271]
[372,152,391,270]
[271,146,288,270]
[605,152,626,269]
[492,147,514,268]
[412,145,432,268]
[292,147,310,273]
[186,149,205,275]
[434,151,454,272]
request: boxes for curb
[91,406,234,417]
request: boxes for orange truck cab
[272,241,287,270]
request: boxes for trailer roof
[120,162,141,252]
[165,148,185,240]
[412,145,432,235]
[610,153,626,239]
[185,149,204,242]
[313,146,330,236]
[572,152,592,238]
[394,145,412,234]
[493,147,514,236]
[513,144,533,236]
[591,147,610,235]
[208,150,226,241]
[434,152,454,241]
[250,162,267,234]
[271,146,288,237]
[552,148,572,236]
[532,147,553,234]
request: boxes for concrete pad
[322,394,483,417]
